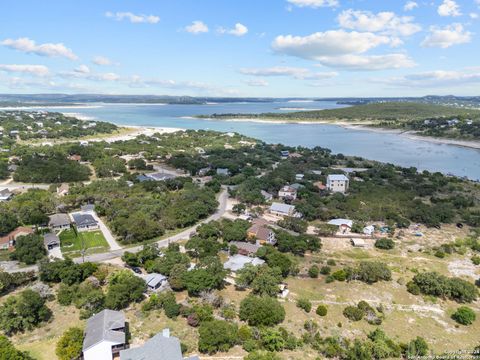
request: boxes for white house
[278,185,297,200]
[223,254,265,273]
[83,310,126,360]
[328,218,353,234]
[326,174,349,193]
[269,202,295,217]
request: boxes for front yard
[59,229,109,256]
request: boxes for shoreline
[197,116,480,151]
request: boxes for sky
[0,0,479,97]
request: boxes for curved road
[1,188,228,272]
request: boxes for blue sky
[0,0,479,97]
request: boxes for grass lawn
[60,229,109,255]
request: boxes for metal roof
[120,332,184,360]
[83,309,125,351]
[327,174,349,181]
[328,218,353,227]
[270,202,295,214]
[223,254,265,272]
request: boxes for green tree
[56,327,83,360]
[105,270,146,310]
[10,234,46,265]
[198,320,238,354]
[0,289,52,335]
[239,295,285,326]
[308,265,319,278]
[0,335,34,360]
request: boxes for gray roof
[143,273,167,288]
[72,213,98,227]
[81,204,95,212]
[229,241,261,254]
[270,202,295,214]
[120,332,184,360]
[48,213,71,227]
[0,188,12,198]
[327,174,349,181]
[216,168,230,175]
[146,172,176,181]
[83,309,125,351]
[43,233,60,246]
[223,254,265,272]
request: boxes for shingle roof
[43,233,60,247]
[120,332,184,360]
[143,273,167,288]
[72,213,98,227]
[48,213,71,227]
[83,309,125,351]
[229,241,261,254]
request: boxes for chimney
[162,328,170,338]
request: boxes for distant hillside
[206,102,480,122]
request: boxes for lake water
[22,100,480,180]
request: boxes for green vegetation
[198,320,238,354]
[0,289,52,335]
[316,305,328,316]
[104,270,146,310]
[451,306,476,325]
[59,229,109,254]
[0,335,34,359]
[239,295,285,326]
[10,234,46,264]
[55,327,83,360]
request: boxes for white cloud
[185,21,209,34]
[0,64,50,76]
[404,1,418,11]
[437,0,461,17]
[381,69,480,87]
[240,66,337,80]
[337,9,421,36]
[272,30,393,60]
[105,11,159,24]
[218,23,248,36]
[245,79,269,87]
[287,0,339,8]
[93,56,112,66]
[470,13,479,19]
[74,65,90,74]
[421,24,471,48]
[1,37,78,60]
[316,54,416,70]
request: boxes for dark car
[132,267,142,274]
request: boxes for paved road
[0,188,229,273]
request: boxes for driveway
[48,246,63,260]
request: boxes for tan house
[247,222,276,245]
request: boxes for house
[120,329,199,360]
[269,202,295,217]
[295,174,304,181]
[48,213,71,231]
[290,183,304,191]
[326,174,349,193]
[278,185,297,200]
[351,238,366,247]
[56,183,69,197]
[0,226,33,251]
[261,190,273,201]
[142,273,168,292]
[83,310,126,360]
[363,225,375,236]
[146,172,176,181]
[44,233,60,250]
[247,223,276,245]
[136,174,153,183]
[229,241,261,256]
[223,254,265,273]
[72,213,99,232]
[310,170,322,176]
[0,188,13,201]
[327,218,353,234]
[216,168,230,176]
[280,150,289,158]
[198,167,211,176]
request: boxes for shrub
[327,259,336,266]
[198,320,238,354]
[346,261,392,284]
[406,337,429,356]
[451,306,476,325]
[406,281,421,295]
[375,238,395,250]
[296,298,312,313]
[325,275,335,283]
[471,255,480,266]
[320,266,331,275]
[343,306,364,321]
[316,305,328,316]
[332,269,347,281]
[412,272,478,303]
[308,265,319,278]
[239,295,285,326]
